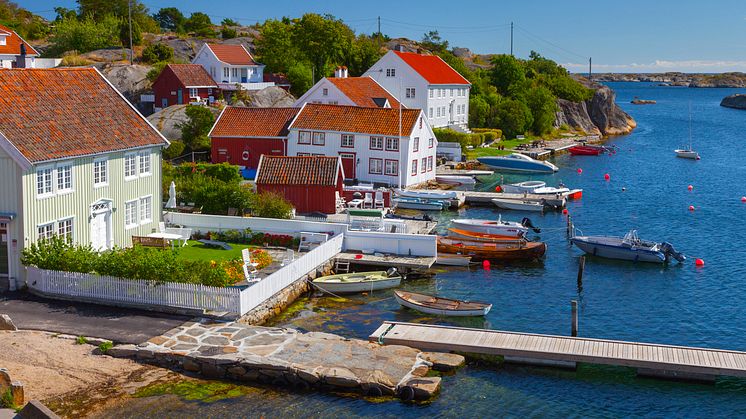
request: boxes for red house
[152,64,219,110]
[209,106,300,173]
[255,155,344,214]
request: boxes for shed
[255,155,345,214]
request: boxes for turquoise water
[109,83,746,417]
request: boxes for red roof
[393,51,469,85]
[0,24,39,56]
[210,107,299,138]
[327,77,401,108]
[256,155,341,186]
[0,68,167,163]
[291,103,420,136]
[165,64,217,88]
[206,44,257,65]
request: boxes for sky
[19,0,746,73]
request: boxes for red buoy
[687,185,693,191]
[689,205,695,211]
[695,258,705,267]
[604,173,610,181]
[482,260,491,270]
[741,196,746,203]
[562,209,569,215]
[577,168,583,174]
[495,185,502,192]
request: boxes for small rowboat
[392,197,447,211]
[394,290,492,317]
[451,216,536,237]
[437,237,547,261]
[568,145,605,156]
[436,175,476,185]
[395,189,457,200]
[491,198,544,212]
[447,228,527,243]
[312,269,401,294]
[498,180,546,194]
[435,253,474,266]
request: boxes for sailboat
[675,103,700,159]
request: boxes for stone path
[108,320,464,400]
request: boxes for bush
[76,336,88,345]
[146,61,168,83]
[433,128,487,151]
[249,191,293,219]
[221,26,237,39]
[179,106,215,151]
[98,341,114,354]
[60,51,94,66]
[163,140,185,160]
[142,43,174,64]
[174,163,242,183]
[50,14,121,54]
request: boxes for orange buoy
[695,258,705,267]
[562,209,569,215]
[689,205,695,211]
[687,185,693,191]
[482,260,491,270]
[604,173,610,181]
[577,168,583,174]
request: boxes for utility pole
[589,57,592,80]
[378,16,382,49]
[128,0,133,65]
[510,22,513,56]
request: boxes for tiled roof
[210,107,299,138]
[291,103,420,136]
[166,64,217,87]
[256,155,341,186]
[0,24,39,56]
[206,44,257,65]
[0,68,167,163]
[393,51,470,85]
[327,76,401,108]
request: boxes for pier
[370,322,746,382]
[425,190,570,208]
[334,251,436,272]
[512,135,601,160]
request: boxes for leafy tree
[221,18,239,26]
[495,99,533,139]
[54,7,78,21]
[163,140,185,160]
[184,12,214,37]
[153,7,185,32]
[254,18,297,73]
[286,61,313,97]
[345,34,382,76]
[250,191,293,219]
[525,85,558,134]
[119,18,141,47]
[50,14,120,54]
[146,60,168,83]
[489,54,526,97]
[141,42,174,63]
[179,106,215,151]
[76,0,159,33]
[469,95,490,128]
[292,13,354,81]
[221,26,237,39]
[421,30,448,54]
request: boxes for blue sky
[20,0,746,72]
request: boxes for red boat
[568,145,605,156]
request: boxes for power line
[380,17,511,31]
[514,25,587,60]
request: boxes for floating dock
[435,167,495,177]
[425,190,571,208]
[370,322,746,382]
[335,252,436,271]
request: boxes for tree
[525,85,558,134]
[250,191,293,219]
[221,18,239,26]
[146,61,168,83]
[421,30,448,54]
[50,14,120,54]
[153,7,185,32]
[221,26,237,39]
[292,13,354,80]
[179,106,215,151]
[255,18,297,73]
[141,42,174,63]
[286,61,313,97]
[489,54,526,97]
[184,12,213,37]
[54,7,78,22]
[76,0,159,33]
[495,99,532,139]
[119,18,142,47]
[469,96,490,128]
[345,34,382,76]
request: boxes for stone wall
[0,368,24,407]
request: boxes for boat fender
[293,379,311,391]
[398,385,415,401]
[386,267,399,278]
[366,385,384,397]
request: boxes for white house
[0,24,61,69]
[364,49,471,131]
[294,67,401,108]
[287,103,436,187]
[0,68,170,292]
[192,43,273,91]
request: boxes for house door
[0,223,9,278]
[177,89,183,105]
[90,201,112,251]
[241,69,248,83]
[449,101,455,124]
[339,153,356,179]
[161,98,168,108]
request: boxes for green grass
[173,240,256,262]
[465,126,587,160]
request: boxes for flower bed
[193,229,300,248]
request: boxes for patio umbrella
[166,181,177,208]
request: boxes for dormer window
[0,36,6,46]
[386,68,396,77]
[322,88,328,96]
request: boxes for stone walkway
[108,320,464,400]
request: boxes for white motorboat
[395,189,457,200]
[451,216,539,237]
[499,181,546,194]
[436,175,476,185]
[393,197,447,211]
[312,269,402,294]
[477,153,558,173]
[571,230,686,264]
[491,198,544,212]
[532,186,570,195]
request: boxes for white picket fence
[239,233,344,314]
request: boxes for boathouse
[255,155,344,214]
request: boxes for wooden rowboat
[437,237,547,261]
[447,228,526,243]
[435,253,474,266]
[394,290,492,317]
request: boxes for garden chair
[362,193,373,209]
[374,190,385,209]
[282,248,295,266]
[241,248,260,282]
[335,191,347,212]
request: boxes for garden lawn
[174,240,257,263]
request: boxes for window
[429,138,434,148]
[37,223,54,240]
[36,167,53,197]
[124,153,137,179]
[436,107,441,118]
[405,88,415,98]
[139,196,152,224]
[232,68,238,77]
[312,132,325,146]
[94,159,108,187]
[223,67,229,78]
[369,158,383,174]
[429,108,433,118]
[328,100,338,105]
[298,131,311,144]
[56,164,73,193]
[440,89,445,97]
[437,89,441,98]
[429,89,434,98]
[385,137,399,151]
[57,218,73,241]
[0,37,5,46]
[208,88,213,95]
[427,156,434,171]
[322,88,328,96]
[124,200,138,229]
[385,159,398,176]
[413,137,419,152]
[139,152,151,176]
[450,89,454,97]
[210,66,216,78]
[411,159,417,176]
[297,152,311,156]
[370,136,383,150]
[341,134,354,148]
[189,88,198,98]
[421,157,427,173]
[386,68,396,77]
[419,117,423,129]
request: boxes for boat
[532,186,571,195]
[447,228,527,242]
[477,153,559,173]
[571,230,686,263]
[392,197,447,211]
[436,175,476,185]
[498,180,546,194]
[675,103,700,160]
[451,216,540,237]
[491,198,544,212]
[395,189,458,200]
[437,237,547,261]
[312,269,402,294]
[394,290,492,317]
[568,145,605,156]
[435,253,474,266]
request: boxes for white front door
[90,208,111,251]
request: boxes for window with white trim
[413,137,419,152]
[421,157,427,173]
[429,89,434,98]
[411,159,417,176]
[36,167,53,197]
[370,136,383,150]
[37,222,54,240]
[322,88,328,96]
[450,89,454,97]
[429,108,433,118]
[139,152,151,176]
[369,158,383,174]
[298,131,311,144]
[297,152,311,156]
[124,153,137,179]
[385,159,398,176]
[223,67,229,78]
[428,138,434,148]
[427,156,434,171]
[436,107,441,118]
[56,164,73,193]
[94,159,108,187]
[189,88,198,98]
[139,195,152,224]
[386,68,396,77]
[57,217,73,241]
[312,132,325,146]
[405,88,415,98]
[341,134,354,148]
[385,137,399,151]
[124,200,138,229]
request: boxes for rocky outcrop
[720,94,746,110]
[245,86,296,108]
[98,63,152,104]
[594,72,746,88]
[555,78,636,136]
[147,105,222,141]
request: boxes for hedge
[433,128,502,151]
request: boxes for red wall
[211,137,286,169]
[153,67,217,108]
[257,170,344,214]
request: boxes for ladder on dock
[334,259,350,274]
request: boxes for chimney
[16,43,26,69]
[334,66,348,78]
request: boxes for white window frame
[223,67,229,78]
[405,88,415,99]
[413,137,419,152]
[124,153,137,180]
[370,136,383,150]
[369,158,383,175]
[298,131,311,144]
[341,134,354,148]
[385,137,399,152]
[139,151,151,177]
[36,166,54,198]
[386,68,396,77]
[93,158,108,188]
[322,88,328,96]
[384,159,398,176]
[421,157,427,174]
[312,132,325,146]
[427,156,434,171]
[297,152,311,156]
[124,199,138,229]
[57,217,74,241]
[37,222,54,240]
[139,195,153,225]
[429,138,434,148]
[411,159,418,176]
[56,163,73,194]
[429,89,434,99]
[189,88,198,98]
[429,108,433,118]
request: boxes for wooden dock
[428,190,568,208]
[513,135,602,161]
[335,252,436,271]
[370,322,746,381]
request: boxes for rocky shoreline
[593,72,746,88]
[720,94,746,110]
[555,77,636,136]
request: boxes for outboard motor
[386,267,399,278]
[521,217,541,233]
[660,242,686,263]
